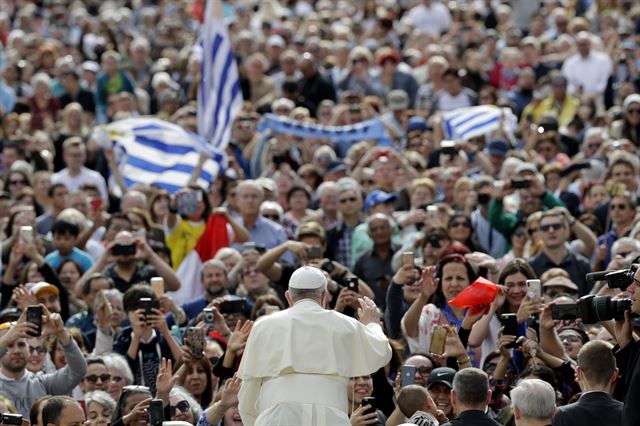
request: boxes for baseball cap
[387,90,409,111]
[267,35,285,48]
[364,190,397,211]
[296,221,326,241]
[407,116,430,133]
[515,162,538,175]
[30,282,60,297]
[81,61,100,73]
[289,266,327,290]
[326,160,348,175]
[487,140,510,157]
[0,307,21,323]
[427,367,456,390]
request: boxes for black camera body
[586,264,639,290]
[551,295,632,324]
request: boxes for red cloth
[448,277,499,314]
[195,213,230,261]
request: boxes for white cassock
[237,299,392,426]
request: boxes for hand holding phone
[429,325,447,356]
[150,277,164,298]
[401,252,414,267]
[26,305,43,337]
[400,365,416,387]
[149,399,164,426]
[19,226,33,243]
[361,397,376,417]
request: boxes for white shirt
[436,90,474,111]
[403,1,452,37]
[561,50,613,97]
[237,299,391,426]
[52,166,109,200]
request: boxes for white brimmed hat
[289,266,327,290]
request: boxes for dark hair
[51,220,80,237]
[82,273,114,295]
[30,396,53,426]
[174,357,214,408]
[42,396,78,426]
[86,356,107,367]
[519,365,558,390]
[4,139,26,157]
[432,254,476,308]
[182,184,211,220]
[58,258,82,276]
[452,368,489,406]
[498,259,536,285]
[105,213,132,231]
[122,284,156,312]
[250,294,285,320]
[286,185,311,204]
[47,183,67,198]
[112,386,152,423]
[148,190,171,224]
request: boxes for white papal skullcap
[289,266,327,290]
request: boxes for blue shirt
[45,247,94,272]
[233,216,293,264]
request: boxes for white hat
[289,266,327,290]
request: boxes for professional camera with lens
[586,263,639,290]
[551,295,632,324]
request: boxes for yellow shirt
[165,218,205,270]
[521,94,580,127]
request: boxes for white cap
[289,266,327,290]
[267,35,285,48]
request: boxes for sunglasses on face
[449,221,470,229]
[540,223,564,232]
[513,229,526,238]
[559,334,581,343]
[29,345,46,354]
[527,227,539,234]
[610,203,628,211]
[169,400,190,417]
[9,179,27,185]
[85,374,111,384]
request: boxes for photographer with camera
[610,264,640,426]
[256,221,374,304]
[78,231,180,294]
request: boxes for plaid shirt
[335,224,354,267]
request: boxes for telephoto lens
[551,295,633,324]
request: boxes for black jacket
[614,340,640,426]
[442,410,500,426]
[552,392,622,426]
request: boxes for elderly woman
[169,386,202,425]
[337,46,384,98]
[611,94,640,147]
[28,72,60,131]
[85,390,117,426]
[102,353,134,402]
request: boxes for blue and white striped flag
[93,117,226,194]
[197,0,243,149]
[442,105,517,140]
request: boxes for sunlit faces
[184,363,207,397]
[86,400,112,426]
[503,272,528,309]
[440,261,470,301]
[347,376,373,406]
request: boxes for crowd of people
[2,0,640,425]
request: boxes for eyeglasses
[208,356,220,366]
[610,203,628,211]
[352,57,367,64]
[513,229,526,238]
[449,221,470,229]
[9,179,27,185]
[339,197,357,204]
[29,345,46,354]
[84,374,111,383]
[560,334,581,343]
[169,401,190,417]
[527,227,538,234]
[263,214,280,221]
[540,223,564,232]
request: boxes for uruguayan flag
[196,0,243,149]
[93,118,226,193]
[442,105,517,140]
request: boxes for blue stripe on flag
[211,48,235,146]
[134,135,196,155]
[126,154,214,182]
[449,110,489,128]
[215,78,242,148]
[124,176,183,193]
[458,116,500,139]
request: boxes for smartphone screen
[26,305,42,337]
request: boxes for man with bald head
[238,266,391,426]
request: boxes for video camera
[585,263,639,290]
[551,295,632,324]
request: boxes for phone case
[401,365,416,387]
[429,326,447,355]
[402,252,414,266]
[187,327,205,359]
[526,280,541,299]
[150,278,164,298]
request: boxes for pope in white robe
[237,266,392,426]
